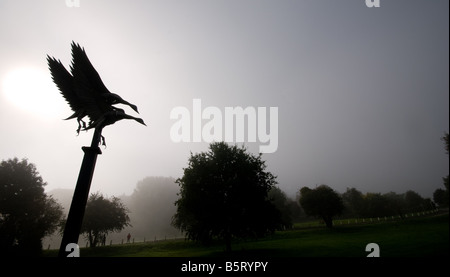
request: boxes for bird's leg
[101,135,107,148]
[81,119,87,130]
[75,117,87,134]
[76,120,82,136]
[84,120,91,132]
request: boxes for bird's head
[135,117,146,126]
[129,103,139,114]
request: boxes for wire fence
[103,235,186,248]
[295,209,442,229]
[45,234,186,250]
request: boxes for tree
[383,192,406,218]
[442,132,449,155]
[0,158,63,256]
[80,192,130,247]
[172,142,281,252]
[404,190,427,213]
[360,193,392,218]
[433,188,448,207]
[299,185,344,228]
[342,187,365,217]
[268,186,296,229]
[433,133,449,207]
[441,133,449,203]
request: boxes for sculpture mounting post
[58,128,102,257]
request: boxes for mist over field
[43,176,182,249]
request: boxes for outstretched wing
[69,41,110,96]
[69,42,113,122]
[46,55,81,113]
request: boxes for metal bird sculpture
[47,41,146,145]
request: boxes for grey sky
[0,0,448,198]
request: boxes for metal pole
[58,128,102,257]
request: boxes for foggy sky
[0,0,448,199]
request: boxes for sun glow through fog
[2,66,66,117]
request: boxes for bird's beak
[132,105,139,114]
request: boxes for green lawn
[43,213,449,257]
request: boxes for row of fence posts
[47,235,185,250]
[334,209,440,226]
[112,235,185,246]
[83,235,185,248]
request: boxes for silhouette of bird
[83,108,146,146]
[47,41,146,145]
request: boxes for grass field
[43,213,449,258]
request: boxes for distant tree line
[341,188,435,219]
[294,133,449,229]
[269,184,437,230]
